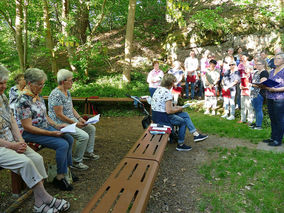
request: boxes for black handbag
[142,115,151,129]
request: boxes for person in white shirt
[151,74,208,151]
[204,60,220,115]
[184,50,199,99]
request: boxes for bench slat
[82,158,159,213]
[126,131,169,163]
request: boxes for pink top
[147,69,164,88]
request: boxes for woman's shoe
[52,177,73,191]
[33,203,57,213]
[268,140,282,147]
[49,198,70,212]
[263,138,273,143]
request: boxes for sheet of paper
[86,114,100,124]
[60,123,76,133]
[182,103,192,108]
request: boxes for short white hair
[57,69,73,84]
[24,68,47,83]
[0,65,9,81]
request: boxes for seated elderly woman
[14,68,74,191]
[9,73,26,112]
[48,69,99,170]
[0,65,70,213]
[151,74,208,152]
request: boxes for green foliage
[190,7,229,33]
[185,109,270,143]
[199,147,284,212]
[70,71,148,98]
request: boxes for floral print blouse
[266,68,284,100]
[48,88,77,124]
[151,87,173,112]
[15,94,49,132]
[0,94,15,142]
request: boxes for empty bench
[82,127,169,213]
[42,96,148,115]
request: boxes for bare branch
[90,0,107,36]
[0,9,16,34]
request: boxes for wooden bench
[0,143,43,196]
[81,127,169,213]
[43,96,148,115]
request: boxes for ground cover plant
[186,108,270,144]
[198,147,284,212]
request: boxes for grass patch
[185,109,270,143]
[198,147,284,212]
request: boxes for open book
[253,79,279,88]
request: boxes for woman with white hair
[262,52,284,146]
[48,69,99,171]
[0,65,70,212]
[15,68,74,191]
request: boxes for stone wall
[170,32,281,62]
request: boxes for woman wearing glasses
[15,68,74,191]
[0,65,70,212]
[221,60,240,120]
[48,69,99,171]
[262,52,284,146]
[250,59,269,130]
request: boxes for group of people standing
[0,67,101,212]
[147,48,284,147]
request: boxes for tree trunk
[15,0,25,72]
[43,0,58,74]
[123,0,136,82]
[23,0,28,70]
[62,0,76,71]
[75,0,89,44]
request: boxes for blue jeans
[267,99,284,143]
[252,94,264,127]
[185,81,195,99]
[22,126,74,174]
[168,112,197,144]
[149,88,157,97]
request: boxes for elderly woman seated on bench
[48,69,99,171]
[0,65,70,213]
[151,73,208,152]
[14,68,74,191]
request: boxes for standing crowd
[147,47,284,147]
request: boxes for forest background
[0,0,283,102]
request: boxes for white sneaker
[227,115,235,120]
[70,162,89,170]
[221,114,228,118]
[204,110,210,115]
[211,111,216,116]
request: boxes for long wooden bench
[43,96,148,115]
[81,127,170,213]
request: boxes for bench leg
[11,171,26,195]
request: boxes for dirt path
[0,116,258,212]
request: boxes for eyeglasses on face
[65,79,73,83]
[229,64,235,66]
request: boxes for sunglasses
[229,64,235,66]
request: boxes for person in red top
[238,53,254,124]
